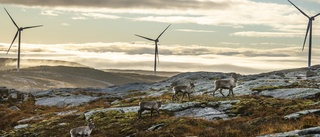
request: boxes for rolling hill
[0,58,170,92]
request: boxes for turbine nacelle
[311,17,315,21]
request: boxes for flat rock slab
[258,126,320,137]
[175,107,228,120]
[284,109,320,119]
[84,106,140,120]
[259,88,320,99]
[35,95,99,107]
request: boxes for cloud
[5,0,319,36]
[72,16,87,20]
[61,23,70,26]
[175,29,215,33]
[81,13,121,19]
[220,42,240,46]
[0,42,319,74]
[40,10,61,16]
[231,31,304,38]
[0,0,230,10]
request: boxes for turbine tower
[4,8,43,72]
[288,0,320,68]
[135,24,171,76]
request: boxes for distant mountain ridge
[0,58,85,70]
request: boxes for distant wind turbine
[288,0,320,68]
[135,24,171,75]
[4,8,43,72]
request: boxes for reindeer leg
[227,89,231,96]
[180,93,185,102]
[156,110,160,116]
[213,88,218,97]
[231,88,234,97]
[150,109,153,119]
[220,89,225,96]
[187,93,190,101]
[172,94,175,102]
[138,109,143,119]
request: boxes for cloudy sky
[0,0,320,74]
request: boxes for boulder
[8,106,20,111]
[147,123,164,131]
[14,124,29,130]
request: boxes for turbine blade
[302,20,311,51]
[288,0,310,18]
[6,31,19,54]
[22,25,43,30]
[314,13,320,18]
[135,34,155,41]
[4,8,19,29]
[157,24,171,40]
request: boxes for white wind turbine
[135,24,171,76]
[288,0,320,68]
[4,8,43,72]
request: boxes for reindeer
[213,73,238,97]
[138,101,162,119]
[70,118,95,137]
[0,88,9,101]
[172,82,195,102]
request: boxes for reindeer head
[189,82,195,88]
[231,73,237,78]
[88,118,95,129]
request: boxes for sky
[0,0,320,74]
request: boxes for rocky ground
[0,65,320,136]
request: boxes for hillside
[0,65,168,92]
[0,65,320,136]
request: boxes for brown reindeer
[213,73,238,97]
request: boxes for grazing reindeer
[213,73,238,97]
[70,118,95,137]
[172,82,195,102]
[138,101,162,119]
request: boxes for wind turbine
[288,0,320,68]
[4,8,43,72]
[135,24,171,76]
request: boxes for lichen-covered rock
[174,107,228,120]
[8,106,20,111]
[284,109,320,119]
[35,95,99,107]
[259,88,320,99]
[307,70,318,77]
[160,100,239,120]
[147,123,164,131]
[160,102,200,112]
[84,106,140,120]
